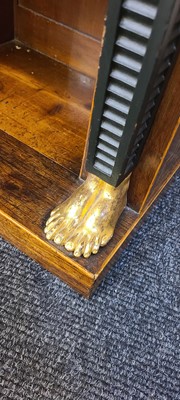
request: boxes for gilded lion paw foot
[64,177,130,258]
[64,199,116,258]
[44,173,130,258]
[44,174,99,243]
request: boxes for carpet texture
[0,173,179,400]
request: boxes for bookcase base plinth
[0,130,178,297]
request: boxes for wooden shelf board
[0,41,94,176]
[0,129,179,297]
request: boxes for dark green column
[86,0,180,186]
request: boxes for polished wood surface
[0,130,94,296]
[128,53,180,212]
[19,0,108,39]
[0,42,94,175]
[0,19,179,295]
[0,128,178,297]
[145,126,179,209]
[0,0,14,44]
[14,1,106,77]
[0,129,136,276]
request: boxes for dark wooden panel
[0,0,14,44]
[145,125,180,209]
[0,130,94,297]
[15,5,102,77]
[0,42,94,173]
[128,53,180,212]
[19,0,108,39]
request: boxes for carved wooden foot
[44,173,130,258]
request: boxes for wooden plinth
[0,42,179,297]
[0,128,179,297]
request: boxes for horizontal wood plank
[0,42,94,174]
[19,0,108,40]
[0,210,94,297]
[0,129,94,297]
[15,5,101,77]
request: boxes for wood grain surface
[18,0,108,39]
[145,125,179,209]
[0,128,178,296]
[128,54,180,212]
[14,3,103,77]
[0,129,94,296]
[0,35,179,296]
[0,42,94,175]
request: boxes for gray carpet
[0,173,179,400]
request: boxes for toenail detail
[65,242,74,251]
[54,235,63,244]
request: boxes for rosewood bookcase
[0,0,179,297]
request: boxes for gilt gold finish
[44,173,131,258]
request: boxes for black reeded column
[86,0,180,187]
